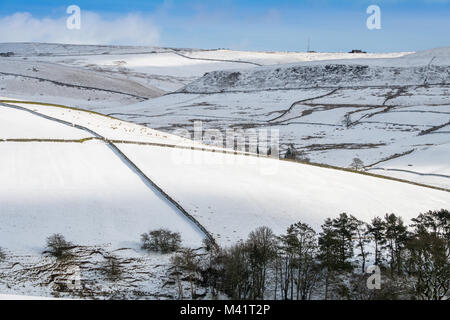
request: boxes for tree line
[170,209,449,300]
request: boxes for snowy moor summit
[0,43,449,299]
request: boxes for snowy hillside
[0,98,450,245]
[1,98,449,298]
[180,48,450,93]
[119,144,450,244]
[0,43,410,93]
[0,58,163,110]
[105,47,450,189]
[0,43,449,299]
[0,98,449,248]
[2,43,447,188]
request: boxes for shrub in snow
[0,247,5,261]
[45,234,74,259]
[141,229,182,254]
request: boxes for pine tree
[411,209,450,239]
[367,217,386,266]
[278,222,319,300]
[318,218,341,299]
[331,213,357,271]
[383,213,408,276]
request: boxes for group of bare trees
[171,209,449,300]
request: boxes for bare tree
[352,217,370,273]
[171,248,201,299]
[350,158,365,171]
[45,234,74,259]
[247,226,277,299]
[171,254,185,300]
[220,242,251,299]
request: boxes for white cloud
[0,11,160,46]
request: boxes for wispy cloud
[0,11,160,45]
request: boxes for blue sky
[1,0,449,52]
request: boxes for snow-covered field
[0,99,449,298]
[88,46,449,189]
[0,100,449,246]
[118,143,450,245]
[102,85,450,188]
[0,140,205,253]
[0,43,449,299]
